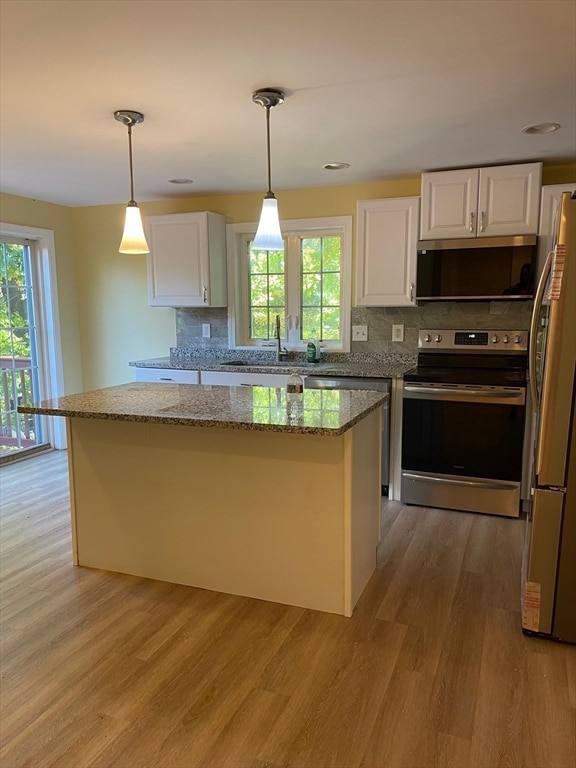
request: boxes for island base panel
[67,413,381,616]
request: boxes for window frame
[226,216,352,352]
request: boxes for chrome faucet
[274,314,288,362]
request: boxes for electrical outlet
[392,324,404,342]
[352,325,368,341]
[202,323,211,339]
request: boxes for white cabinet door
[537,184,576,281]
[478,163,542,237]
[134,367,199,384]
[146,212,227,307]
[200,371,289,387]
[356,197,419,306]
[420,163,542,239]
[420,169,479,239]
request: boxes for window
[228,216,352,351]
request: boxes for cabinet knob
[469,211,475,233]
[480,211,486,232]
[203,287,207,303]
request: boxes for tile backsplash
[176,307,230,349]
[175,301,533,354]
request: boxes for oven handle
[402,473,518,491]
[403,385,525,405]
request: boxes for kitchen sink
[220,360,297,367]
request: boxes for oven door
[401,382,526,516]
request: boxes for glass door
[0,238,47,457]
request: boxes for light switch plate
[352,325,368,341]
[392,324,404,342]
[202,323,211,338]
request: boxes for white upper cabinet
[420,168,478,239]
[146,212,227,307]
[537,184,576,281]
[420,162,542,239]
[356,197,420,307]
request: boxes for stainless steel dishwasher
[304,375,391,495]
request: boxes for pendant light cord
[127,123,136,204]
[265,106,273,198]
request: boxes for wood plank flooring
[1,450,574,768]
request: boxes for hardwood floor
[1,450,574,768]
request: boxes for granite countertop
[129,355,416,379]
[18,382,388,436]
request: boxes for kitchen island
[19,383,386,616]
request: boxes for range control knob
[424,334,432,343]
[491,335,500,344]
[434,334,442,343]
[502,335,509,344]
[514,334,522,344]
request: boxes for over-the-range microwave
[416,234,537,301]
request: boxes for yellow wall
[0,193,84,395]
[542,163,576,184]
[70,204,175,391]
[1,163,575,392]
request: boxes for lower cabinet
[200,371,289,387]
[134,367,290,387]
[134,367,199,384]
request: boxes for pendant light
[252,88,285,251]
[114,109,149,254]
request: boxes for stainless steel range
[401,329,528,517]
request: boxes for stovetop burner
[406,329,529,387]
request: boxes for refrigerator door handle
[529,249,553,413]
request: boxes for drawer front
[200,371,289,387]
[134,367,199,384]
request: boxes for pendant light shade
[120,202,148,254]
[114,110,149,254]
[252,89,284,251]
[253,197,284,251]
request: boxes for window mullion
[284,235,301,345]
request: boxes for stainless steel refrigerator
[522,190,576,643]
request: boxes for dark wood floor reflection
[1,450,574,767]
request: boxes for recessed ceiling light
[522,123,561,135]
[169,178,194,184]
[323,162,350,171]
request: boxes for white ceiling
[1,0,575,208]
